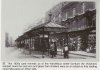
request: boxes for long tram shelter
[15,22,68,56]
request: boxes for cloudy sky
[2,0,67,40]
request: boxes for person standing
[63,44,69,58]
[50,42,55,58]
[54,42,57,57]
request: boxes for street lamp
[40,35,43,38]
[44,35,48,38]
[40,34,48,38]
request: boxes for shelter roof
[32,22,66,30]
[44,22,66,28]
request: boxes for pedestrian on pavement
[63,44,69,58]
[54,42,57,57]
[50,42,55,58]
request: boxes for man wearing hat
[63,44,69,58]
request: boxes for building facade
[15,2,96,53]
[45,2,96,52]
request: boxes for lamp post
[61,38,64,56]
[49,12,52,22]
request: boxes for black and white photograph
[1,0,97,61]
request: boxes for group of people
[49,42,69,58]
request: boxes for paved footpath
[2,47,96,60]
[22,48,96,59]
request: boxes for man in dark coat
[50,42,55,58]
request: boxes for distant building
[5,32,10,47]
[9,36,14,47]
[5,32,14,47]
